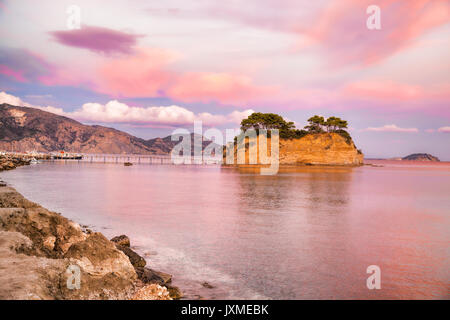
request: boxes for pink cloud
[344,80,424,101]
[49,25,144,55]
[0,47,55,83]
[298,0,450,66]
[160,1,449,67]
[0,64,26,82]
[95,48,177,97]
[364,124,419,133]
[92,48,276,105]
[438,126,450,133]
[168,72,277,105]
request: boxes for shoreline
[0,155,182,300]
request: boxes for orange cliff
[225,132,364,166]
[279,133,363,166]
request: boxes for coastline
[0,156,182,300]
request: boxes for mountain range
[0,103,213,154]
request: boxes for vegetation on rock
[240,112,353,144]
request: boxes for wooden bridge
[73,153,221,165]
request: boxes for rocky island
[228,113,364,166]
[402,153,440,162]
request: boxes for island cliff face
[279,133,363,166]
[228,132,363,166]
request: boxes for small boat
[124,162,133,166]
[51,151,83,160]
[30,158,39,164]
[52,155,83,160]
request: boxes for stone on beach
[110,234,130,247]
[131,284,172,300]
[115,245,147,268]
[135,267,172,285]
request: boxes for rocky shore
[0,155,182,300]
[0,154,32,171]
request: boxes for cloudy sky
[0,0,449,159]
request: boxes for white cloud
[364,124,419,133]
[0,91,28,107]
[438,126,450,133]
[0,91,254,127]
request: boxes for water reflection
[1,161,449,299]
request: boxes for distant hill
[0,103,215,154]
[402,153,440,161]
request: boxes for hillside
[0,103,212,154]
[402,153,440,161]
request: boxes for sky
[0,0,449,159]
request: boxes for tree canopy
[240,112,299,139]
[240,112,352,142]
[304,115,348,133]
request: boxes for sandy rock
[0,231,66,300]
[110,235,130,247]
[43,236,56,251]
[131,284,172,300]
[279,133,363,165]
[115,245,146,268]
[0,190,87,258]
[61,232,137,299]
[202,281,215,289]
[0,184,179,300]
[0,155,30,171]
[166,284,183,299]
[64,233,136,279]
[135,267,172,285]
[227,132,363,166]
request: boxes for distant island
[402,153,440,162]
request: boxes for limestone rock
[110,235,130,247]
[0,188,86,258]
[166,284,183,299]
[131,284,172,300]
[115,245,146,268]
[227,132,364,166]
[61,232,137,299]
[135,267,172,285]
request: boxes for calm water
[1,160,449,299]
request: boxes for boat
[124,162,133,166]
[51,151,83,160]
[29,158,39,164]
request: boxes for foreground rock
[0,184,180,300]
[111,234,130,247]
[110,237,183,299]
[132,284,172,300]
[115,245,147,268]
